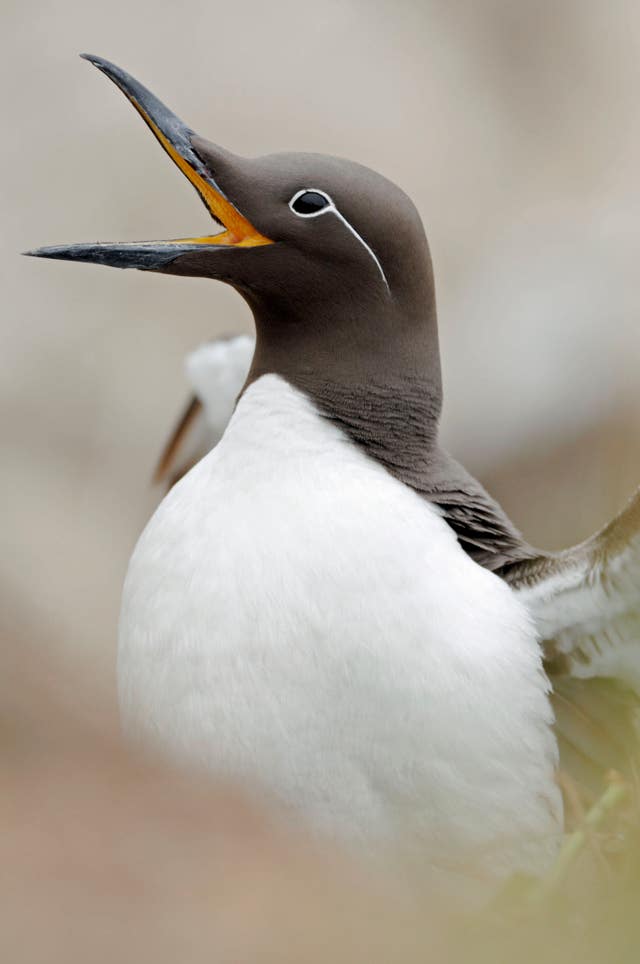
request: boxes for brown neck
[242,290,534,576]
[244,275,441,394]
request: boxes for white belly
[119,375,561,884]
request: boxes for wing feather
[153,395,207,487]
[506,490,640,798]
[509,488,640,684]
[153,334,255,489]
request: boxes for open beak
[25,55,273,270]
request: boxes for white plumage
[154,335,640,807]
[153,335,254,486]
[121,374,561,889]
[185,335,254,446]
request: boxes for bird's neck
[289,372,442,469]
[245,299,534,574]
[247,297,442,451]
[282,375,532,574]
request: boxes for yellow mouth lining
[129,101,272,248]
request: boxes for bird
[156,340,640,802]
[28,55,639,894]
[153,334,255,489]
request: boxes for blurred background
[3,0,640,682]
[2,2,640,959]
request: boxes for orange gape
[130,101,273,248]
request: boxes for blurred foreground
[2,643,639,964]
[1,646,429,963]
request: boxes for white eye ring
[288,188,334,218]
[287,187,390,294]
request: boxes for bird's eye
[290,190,331,216]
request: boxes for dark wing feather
[153,395,207,487]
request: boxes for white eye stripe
[330,207,390,295]
[288,188,390,295]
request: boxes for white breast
[119,375,561,887]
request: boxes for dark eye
[290,190,331,216]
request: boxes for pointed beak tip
[79,52,103,67]
[79,53,120,81]
[22,246,83,263]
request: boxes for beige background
[3,0,640,689]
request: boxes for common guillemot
[153,335,255,488]
[28,56,640,891]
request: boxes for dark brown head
[27,55,440,399]
[27,56,535,573]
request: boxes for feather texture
[122,375,561,888]
[507,491,640,797]
[154,334,254,487]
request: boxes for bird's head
[28,55,440,390]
